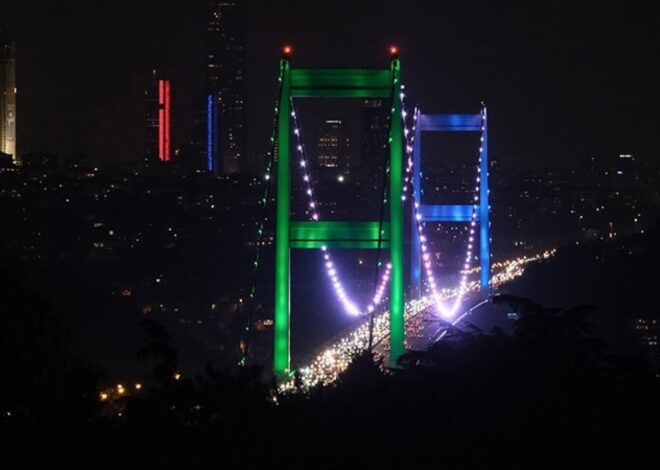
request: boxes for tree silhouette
[137,318,179,385]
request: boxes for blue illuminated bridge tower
[410,108,490,297]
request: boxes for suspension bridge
[243,46,551,382]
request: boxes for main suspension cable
[239,66,285,367]
[289,100,392,318]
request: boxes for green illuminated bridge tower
[273,51,405,378]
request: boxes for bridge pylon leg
[479,106,490,293]
[389,58,405,366]
[410,109,423,299]
[274,59,291,379]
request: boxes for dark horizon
[3,0,658,170]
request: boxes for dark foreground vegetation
[3,272,660,468]
[3,223,660,468]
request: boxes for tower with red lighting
[144,70,171,163]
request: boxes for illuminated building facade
[206,92,221,174]
[145,71,171,163]
[0,33,17,161]
[317,119,350,170]
[207,0,246,174]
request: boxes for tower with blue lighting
[207,92,221,175]
[410,107,490,296]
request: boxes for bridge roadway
[278,250,555,393]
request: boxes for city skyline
[1,1,657,171]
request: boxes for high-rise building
[0,33,17,162]
[317,119,350,170]
[206,92,221,174]
[359,99,389,205]
[183,95,211,171]
[144,70,171,163]
[207,0,246,174]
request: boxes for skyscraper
[359,99,389,205]
[317,119,350,170]
[207,0,246,174]
[0,33,17,162]
[144,70,171,163]
[184,95,210,170]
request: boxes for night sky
[3,0,658,169]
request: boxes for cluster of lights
[289,101,392,317]
[277,250,555,393]
[279,297,432,392]
[489,249,556,287]
[99,382,144,402]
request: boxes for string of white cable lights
[289,100,391,317]
[284,84,483,320]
